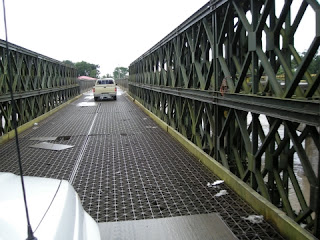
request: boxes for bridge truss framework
[129,0,320,237]
[0,40,95,138]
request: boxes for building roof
[77,76,97,80]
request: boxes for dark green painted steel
[129,0,320,237]
[0,40,79,136]
[77,79,95,94]
[116,78,129,92]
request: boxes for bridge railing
[116,78,129,92]
[0,39,79,137]
[129,0,320,237]
[77,79,95,93]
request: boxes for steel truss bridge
[1,0,320,238]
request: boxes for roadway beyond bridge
[0,89,285,240]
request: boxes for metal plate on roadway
[98,213,238,240]
[29,142,74,151]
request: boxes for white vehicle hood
[0,172,100,240]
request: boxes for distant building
[77,76,97,81]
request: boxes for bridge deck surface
[0,89,284,239]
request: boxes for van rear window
[97,80,114,84]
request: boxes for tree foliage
[302,51,320,74]
[101,73,113,78]
[62,60,100,78]
[277,51,320,75]
[113,67,128,79]
[75,61,100,78]
[62,60,75,67]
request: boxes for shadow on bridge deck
[0,88,284,240]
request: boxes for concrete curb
[0,94,82,145]
[127,93,316,240]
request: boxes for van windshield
[97,80,114,84]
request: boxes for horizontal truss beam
[0,85,79,103]
[129,82,319,126]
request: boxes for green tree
[113,67,128,79]
[101,73,113,78]
[301,51,320,74]
[310,55,320,74]
[75,61,100,78]
[62,60,75,67]
[277,51,320,75]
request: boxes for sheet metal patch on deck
[29,142,74,151]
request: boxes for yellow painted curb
[0,94,82,145]
[127,93,316,240]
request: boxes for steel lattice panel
[0,40,80,136]
[128,0,320,237]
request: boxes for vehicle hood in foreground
[0,172,100,240]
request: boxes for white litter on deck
[34,122,38,126]
[242,215,264,224]
[300,223,307,228]
[212,180,224,186]
[146,126,158,129]
[207,180,224,187]
[214,190,228,197]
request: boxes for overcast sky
[0,0,316,76]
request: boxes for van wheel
[113,96,117,100]
[94,97,98,101]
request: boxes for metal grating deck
[0,90,285,240]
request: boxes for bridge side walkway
[0,89,284,240]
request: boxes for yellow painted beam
[127,94,316,240]
[0,94,82,145]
